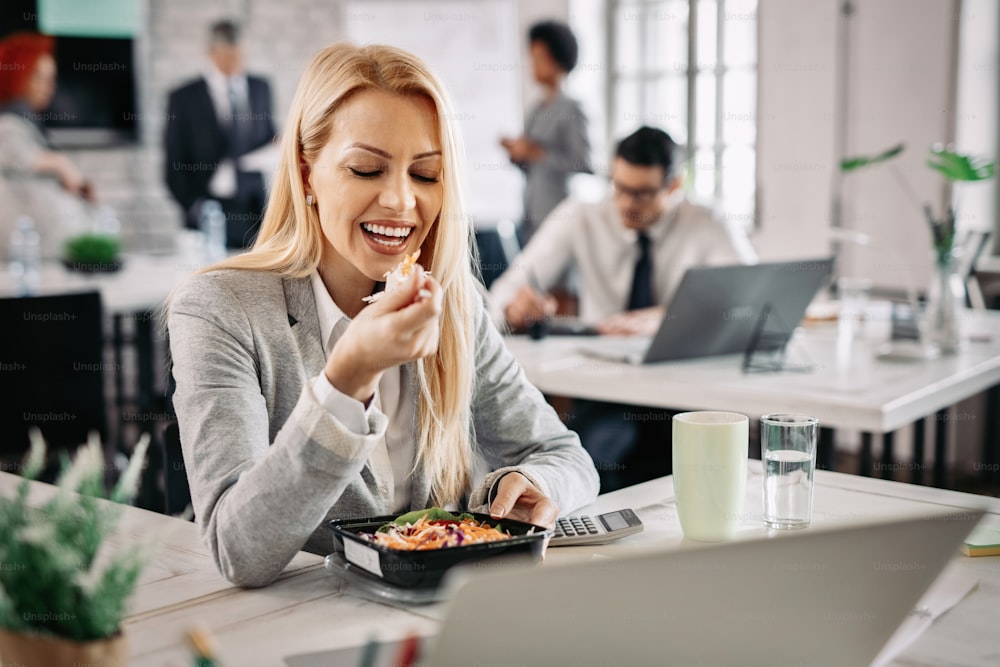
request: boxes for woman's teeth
[362,222,413,238]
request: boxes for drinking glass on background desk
[762,414,819,529]
[836,276,872,343]
[672,412,748,542]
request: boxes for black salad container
[327,512,552,589]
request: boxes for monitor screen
[46,35,137,147]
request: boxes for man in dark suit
[164,20,276,249]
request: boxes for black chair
[0,291,106,476]
[473,219,521,289]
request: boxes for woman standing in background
[501,20,591,246]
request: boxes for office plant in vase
[840,143,995,353]
[0,430,152,667]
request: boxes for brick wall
[61,0,345,253]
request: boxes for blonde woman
[167,43,599,587]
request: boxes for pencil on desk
[187,625,220,667]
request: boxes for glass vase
[924,251,966,354]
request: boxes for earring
[305,194,315,206]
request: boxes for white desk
[0,251,206,314]
[505,312,1000,485]
[505,313,1000,434]
[4,469,995,666]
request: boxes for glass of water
[761,414,819,529]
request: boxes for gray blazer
[520,91,591,241]
[168,269,599,586]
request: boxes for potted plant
[63,232,122,273]
[840,143,996,352]
[0,430,152,667]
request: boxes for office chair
[473,219,521,289]
[0,291,106,477]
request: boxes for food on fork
[362,249,430,303]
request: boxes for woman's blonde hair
[206,43,478,504]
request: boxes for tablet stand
[741,303,813,373]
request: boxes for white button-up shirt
[489,195,758,325]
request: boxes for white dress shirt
[309,272,415,512]
[202,66,249,200]
[489,194,758,325]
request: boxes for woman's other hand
[324,265,442,403]
[489,471,558,529]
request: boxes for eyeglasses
[611,181,664,205]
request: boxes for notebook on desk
[285,508,982,667]
[579,258,835,364]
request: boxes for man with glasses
[491,125,754,334]
[489,126,756,490]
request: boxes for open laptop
[285,508,982,667]
[581,258,834,364]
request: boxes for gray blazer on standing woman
[519,90,591,243]
[167,269,599,587]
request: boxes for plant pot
[61,258,124,273]
[0,628,128,667]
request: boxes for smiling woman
[165,43,598,587]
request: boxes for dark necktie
[627,232,654,310]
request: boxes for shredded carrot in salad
[364,516,512,551]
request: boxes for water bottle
[199,200,227,262]
[9,216,41,295]
[96,205,121,236]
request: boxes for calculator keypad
[556,516,601,537]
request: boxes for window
[569,0,758,227]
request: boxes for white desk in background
[505,310,1000,487]
[4,464,996,666]
[0,249,206,313]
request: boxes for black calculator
[550,508,644,546]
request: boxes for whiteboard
[345,0,524,225]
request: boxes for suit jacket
[168,269,599,587]
[164,75,275,228]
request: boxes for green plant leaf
[840,143,905,172]
[0,433,153,641]
[63,233,120,264]
[926,146,996,181]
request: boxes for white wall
[755,0,840,264]
[840,0,957,293]
[954,0,998,253]
[756,0,971,295]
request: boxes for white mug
[672,411,749,541]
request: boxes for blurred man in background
[164,20,276,249]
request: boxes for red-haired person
[0,33,95,258]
